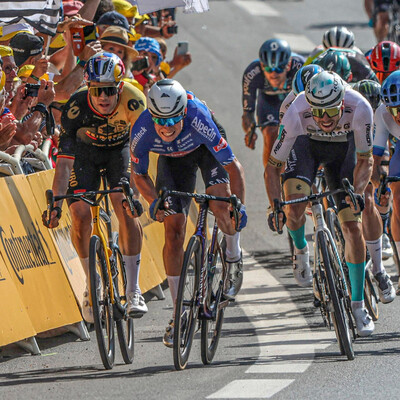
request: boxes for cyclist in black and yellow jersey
[43,52,147,323]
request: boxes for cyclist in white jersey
[265,71,375,336]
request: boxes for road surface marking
[232,0,280,17]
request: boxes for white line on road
[207,252,335,399]
[232,0,280,17]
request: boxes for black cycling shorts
[155,145,229,215]
[282,133,356,213]
[66,141,130,205]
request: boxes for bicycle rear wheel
[113,242,134,364]
[317,231,354,360]
[364,261,379,321]
[173,236,201,371]
[201,239,227,365]
[89,235,115,369]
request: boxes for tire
[89,235,115,369]
[113,245,134,364]
[317,231,354,360]
[364,261,379,322]
[173,236,201,371]
[201,240,226,365]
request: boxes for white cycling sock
[79,257,89,286]
[124,254,141,295]
[351,300,365,311]
[366,237,384,275]
[224,232,241,262]
[167,275,180,317]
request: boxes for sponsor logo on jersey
[131,155,139,164]
[191,116,216,141]
[213,137,228,152]
[273,128,286,154]
[366,123,372,146]
[130,126,147,152]
[243,65,261,96]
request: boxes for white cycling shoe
[293,246,313,287]
[352,305,374,337]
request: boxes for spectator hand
[0,117,16,150]
[160,20,177,39]
[58,15,94,33]
[79,40,103,62]
[37,80,55,107]
[32,57,50,79]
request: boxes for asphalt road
[2,1,400,399]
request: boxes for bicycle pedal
[129,312,144,319]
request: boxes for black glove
[267,210,287,233]
[354,193,365,214]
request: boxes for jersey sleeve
[352,98,373,158]
[58,96,81,159]
[269,103,303,165]
[130,113,151,175]
[242,60,263,113]
[122,82,147,126]
[373,106,390,157]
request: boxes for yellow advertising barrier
[0,251,36,346]
[0,175,82,333]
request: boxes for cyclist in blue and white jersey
[241,38,304,166]
[130,79,247,347]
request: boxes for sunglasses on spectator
[89,86,119,97]
[263,65,285,73]
[152,114,185,126]
[311,105,342,118]
[387,106,400,117]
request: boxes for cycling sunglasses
[311,105,342,118]
[89,86,119,97]
[387,106,400,117]
[263,65,285,74]
[152,114,185,126]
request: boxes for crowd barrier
[0,154,198,354]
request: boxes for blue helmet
[259,39,291,70]
[292,64,324,95]
[84,52,125,83]
[381,70,400,107]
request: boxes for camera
[167,25,178,34]
[25,83,40,97]
[131,56,150,72]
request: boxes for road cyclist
[129,79,247,348]
[265,71,375,336]
[43,52,148,323]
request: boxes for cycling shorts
[66,141,130,205]
[282,134,357,217]
[389,140,400,177]
[155,145,229,216]
[256,92,282,127]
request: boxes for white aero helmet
[322,26,355,49]
[147,79,187,118]
[305,71,345,108]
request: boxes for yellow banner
[0,175,82,333]
[0,252,36,346]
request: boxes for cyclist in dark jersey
[43,52,148,323]
[130,79,247,347]
[241,38,304,166]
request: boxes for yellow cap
[17,64,35,78]
[0,71,5,92]
[49,33,67,49]
[160,61,170,76]
[0,45,13,57]
[135,14,150,26]
[112,0,140,18]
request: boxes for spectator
[157,38,192,79]
[0,23,35,46]
[0,71,17,150]
[0,46,18,102]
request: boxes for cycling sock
[224,232,241,262]
[124,254,141,295]
[167,275,180,317]
[347,261,366,302]
[79,257,89,286]
[366,237,384,275]
[288,225,307,250]
[351,300,365,311]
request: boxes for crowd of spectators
[0,0,192,165]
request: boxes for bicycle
[153,188,241,370]
[273,178,356,360]
[45,172,141,369]
[377,168,400,295]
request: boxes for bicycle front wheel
[173,236,201,371]
[317,231,354,360]
[201,239,227,365]
[89,235,115,369]
[113,243,134,364]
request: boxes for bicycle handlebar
[154,188,243,231]
[377,171,400,199]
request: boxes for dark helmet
[314,50,352,82]
[259,39,291,71]
[352,79,381,111]
[292,64,324,95]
